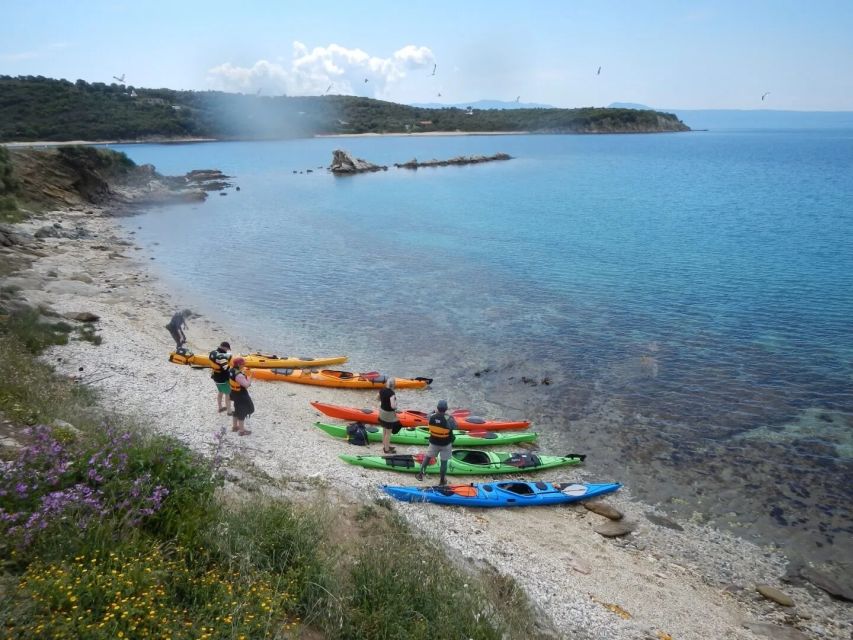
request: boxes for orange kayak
[248,369,432,389]
[311,401,531,431]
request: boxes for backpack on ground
[346,422,370,446]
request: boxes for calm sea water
[113,131,853,569]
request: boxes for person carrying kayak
[416,399,457,485]
[210,341,233,415]
[377,378,401,454]
[228,357,254,436]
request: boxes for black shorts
[379,418,402,434]
[231,391,254,420]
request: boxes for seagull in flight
[431,64,437,76]
[761,91,770,101]
[364,78,369,83]
[112,73,125,83]
[596,66,601,76]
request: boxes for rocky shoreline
[0,149,850,640]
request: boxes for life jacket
[427,412,453,445]
[209,349,231,372]
[228,367,247,393]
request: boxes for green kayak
[314,422,538,446]
[341,449,585,475]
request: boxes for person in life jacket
[209,341,233,415]
[228,357,254,436]
[416,399,457,485]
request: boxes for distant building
[418,120,433,126]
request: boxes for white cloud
[207,42,435,98]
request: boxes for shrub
[6,545,300,640]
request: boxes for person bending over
[166,309,191,349]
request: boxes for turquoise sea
[113,130,853,569]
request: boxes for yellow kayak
[168,348,348,369]
[249,368,432,389]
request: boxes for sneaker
[416,472,425,482]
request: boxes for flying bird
[325,84,332,95]
[596,66,601,76]
[113,73,125,83]
[364,78,369,83]
[761,91,770,101]
[431,64,436,76]
[437,92,442,97]
[515,96,520,103]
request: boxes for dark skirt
[231,390,255,420]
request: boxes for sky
[1,1,852,111]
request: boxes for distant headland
[0,75,689,143]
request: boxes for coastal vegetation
[0,154,546,639]
[0,75,689,142]
[0,146,21,221]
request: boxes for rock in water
[799,565,853,602]
[584,501,623,520]
[329,149,386,174]
[743,623,809,640]
[756,584,795,606]
[644,512,684,531]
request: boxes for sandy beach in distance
[4,201,849,640]
[314,130,530,138]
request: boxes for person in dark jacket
[228,357,254,436]
[210,341,232,414]
[416,399,457,485]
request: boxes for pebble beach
[3,201,850,640]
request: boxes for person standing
[416,399,457,485]
[165,309,191,349]
[378,378,400,454]
[209,341,233,414]
[228,357,254,436]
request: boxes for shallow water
[114,130,853,569]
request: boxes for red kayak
[310,401,531,432]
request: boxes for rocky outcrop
[6,147,233,211]
[394,153,512,169]
[329,149,387,175]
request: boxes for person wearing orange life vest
[209,341,232,415]
[416,399,457,486]
[228,357,254,436]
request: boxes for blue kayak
[382,480,621,507]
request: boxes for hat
[232,357,246,367]
[437,399,448,412]
[219,341,231,350]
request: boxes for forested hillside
[0,76,689,141]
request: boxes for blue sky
[2,1,852,110]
